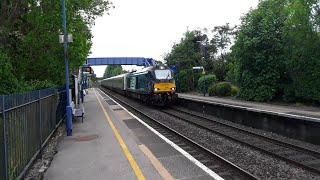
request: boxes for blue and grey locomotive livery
[100,66,177,105]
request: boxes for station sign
[59,34,73,43]
[82,66,94,74]
[192,66,205,74]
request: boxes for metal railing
[0,87,67,180]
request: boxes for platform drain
[74,134,99,142]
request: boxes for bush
[209,82,232,97]
[231,0,286,102]
[231,85,240,97]
[175,69,193,92]
[27,80,57,90]
[0,52,19,94]
[197,75,217,94]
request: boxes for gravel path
[110,91,320,179]
[24,124,64,180]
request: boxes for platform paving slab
[96,88,214,180]
[45,88,215,180]
[44,89,162,180]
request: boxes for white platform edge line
[96,88,224,180]
[180,95,320,122]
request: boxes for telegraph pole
[61,0,72,136]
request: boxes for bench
[71,102,85,123]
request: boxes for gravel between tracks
[175,106,320,154]
[110,91,320,179]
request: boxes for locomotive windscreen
[154,70,172,80]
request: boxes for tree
[230,0,320,103]
[0,51,19,94]
[175,69,194,92]
[103,65,124,78]
[211,23,236,58]
[231,0,287,102]
[282,0,320,102]
[164,30,205,70]
[0,0,113,94]
[206,24,236,81]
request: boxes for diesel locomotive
[100,65,178,105]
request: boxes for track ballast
[100,88,258,180]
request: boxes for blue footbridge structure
[80,57,157,103]
[87,57,156,67]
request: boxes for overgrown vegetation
[208,82,232,97]
[198,75,217,94]
[232,0,320,102]
[165,24,236,94]
[0,1,113,94]
[165,0,320,104]
[175,69,193,93]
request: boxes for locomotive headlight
[154,88,159,91]
[171,87,175,91]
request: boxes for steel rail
[100,88,259,180]
[162,107,320,175]
[172,107,320,157]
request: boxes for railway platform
[44,88,216,180]
[178,93,320,145]
[179,93,320,120]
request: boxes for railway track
[100,88,258,180]
[161,107,320,175]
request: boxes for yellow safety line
[94,90,146,180]
[139,144,174,180]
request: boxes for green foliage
[210,57,229,81]
[0,52,19,94]
[27,80,57,90]
[165,0,320,103]
[231,85,240,97]
[226,59,241,85]
[103,65,124,78]
[230,0,320,103]
[165,25,236,90]
[282,0,320,102]
[208,82,232,97]
[231,0,287,102]
[165,30,205,70]
[197,75,217,94]
[0,0,113,94]
[204,24,236,81]
[175,70,193,92]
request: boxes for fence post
[39,90,43,153]
[2,96,9,180]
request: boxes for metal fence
[0,87,67,180]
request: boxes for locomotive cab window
[154,70,172,80]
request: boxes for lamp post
[61,0,73,136]
[197,40,208,96]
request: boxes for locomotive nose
[153,83,176,93]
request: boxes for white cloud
[90,0,259,77]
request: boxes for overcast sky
[90,0,259,77]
